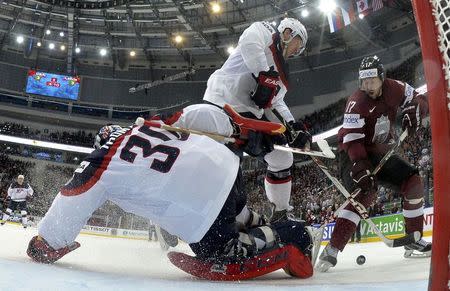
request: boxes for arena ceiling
[0,0,416,70]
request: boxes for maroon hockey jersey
[338,78,428,161]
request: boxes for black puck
[356,255,366,265]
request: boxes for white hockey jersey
[8,182,33,201]
[38,123,240,249]
[203,21,295,123]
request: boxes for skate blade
[315,260,334,273]
[404,250,432,258]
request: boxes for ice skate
[316,243,338,272]
[305,226,325,266]
[155,226,178,251]
[404,238,431,258]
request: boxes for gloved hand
[350,159,377,192]
[242,130,275,157]
[401,103,420,131]
[250,66,281,109]
[287,121,312,149]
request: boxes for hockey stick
[135,116,334,158]
[269,109,335,159]
[311,131,421,248]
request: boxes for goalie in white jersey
[189,18,312,221]
[26,111,318,279]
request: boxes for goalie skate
[403,238,432,258]
[316,243,338,272]
[306,225,325,267]
[155,226,179,251]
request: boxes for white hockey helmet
[277,17,308,56]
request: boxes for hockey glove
[401,102,421,132]
[287,121,312,149]
[250,66,281,109]
[350,159,377,192]
[242,130,275,157]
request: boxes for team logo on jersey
[372,114,390,143]
[343,113,365,129]
[359,69,378,79]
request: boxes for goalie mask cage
[411,0,450,290]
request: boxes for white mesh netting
[430,0,450,109]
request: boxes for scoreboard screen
[25,70,80,100]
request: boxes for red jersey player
[317,55,431,272]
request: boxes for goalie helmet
[94,124,123,149]
[359,55,385,83]
[278,18,308,56]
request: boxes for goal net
[411,1,450,290]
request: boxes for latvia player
[317,55,432,272]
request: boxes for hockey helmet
[94,124,123,149]
[359,55,385,83]
[278,18,308,56]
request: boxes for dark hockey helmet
[359,55,385,86]
[94,124,123,149]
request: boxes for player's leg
[19,201,28,228]
[189,169,246,260]
[317,151,377,272]
[1,200,17,225]
[373,154,431,257]
[263,149,294,222]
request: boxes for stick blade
[316,139,336,159]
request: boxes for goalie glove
[287,121,312,149]
[401,102,421,132]
[350,159,377,192]
[250,66,281,109]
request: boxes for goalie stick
[135,105,334,158]
[312,130,420,248]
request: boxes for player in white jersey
[1,174,33,228]
[188,18,312,221]
[26,116,317,279]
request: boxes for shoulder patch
[261,21,276,34]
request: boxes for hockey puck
[356,255,366,265]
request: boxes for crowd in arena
[0,122,94,147]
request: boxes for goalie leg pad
[27,235,80,264]
[168,244,311,281]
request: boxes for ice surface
[0,223,430,290]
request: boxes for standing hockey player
[317,55,431,272]
[181,18,312,221]
[1,174,34,228]
[26,116,320,280]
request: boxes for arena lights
[129,50,136,57]
[271,21,277,26]
[99,48,107,56]
[301,9,310,18]
[75,47,81,53]
[60,45,66,51]
[359,13,365,19]
[36,41,42,47]
[227,46,235,55]
[16,35,24,44]
[211,2,221,14]
[318,0,336,14]
[48,43,55,50]
[174,35,183,44]
[59,31,65,37]
[45,29,51,35]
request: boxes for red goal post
[411,0,450,290]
